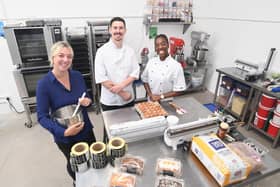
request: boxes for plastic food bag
[109,172,136,187]
[119,154,145,175]
[228,142,265,173]
[155,175,184,187]
[156,157,182,178]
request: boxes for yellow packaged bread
[191,135,251,186]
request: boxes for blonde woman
[36,41,96,184]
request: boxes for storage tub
[267,120,280,138]
[257,103,273,118]
[260,94,276,108]
[253,112,267,129]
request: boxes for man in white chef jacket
[95,17,140,111]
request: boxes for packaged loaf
[109,172,136,187]
[119,154,145,175]
[227,142,265,173]
[155,175,184,187]
[156,157,182,178]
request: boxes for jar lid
[220,122,229,130]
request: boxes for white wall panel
[2,0,145,18]
[0,38,24,113]
[195,0,280,22]
[1,0,280,114]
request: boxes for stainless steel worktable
[103,96,213,140]
[76,97,280,187]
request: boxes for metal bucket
[52,105,84,128]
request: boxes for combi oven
[13,67,51,103]
[4,23,62,69]
[4,21,62,127]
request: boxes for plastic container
[156,158,182,178]
[109,172,136,187]
[260,94,277,108]
[267,120,280,138]
[155,175,184,187]
[228,142,265,172]
[243,137,269,157]
[221,76,234,90]
[119,155,145,175]
[257,103,273,118]
[217,87,232,106]
[235,82,250,98]
[191,72,204,87]
[216,122,229,139]
[272,110,280,125]
[253,112,267,129]
[167,115,179,126]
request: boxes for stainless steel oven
[4,22,62,69]
[4,20,62,127]
[13,67,51,103]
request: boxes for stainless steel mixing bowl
[52,105,84,128]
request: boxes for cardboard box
[231,95,246,115]
[191,135,251,186]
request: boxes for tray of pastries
[135,101,168,119]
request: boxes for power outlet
[0,96,10,101]
[0,96,9,104]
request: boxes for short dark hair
[109,17,126,28]
[155,34,169,45]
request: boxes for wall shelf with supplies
[143,16,192,35]
[143,0,194,35]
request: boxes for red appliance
[169,37,186,68]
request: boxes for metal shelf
[143,17,192,35]
[215,101,241,119]
[248,122,275,140]
[214,67,280,148]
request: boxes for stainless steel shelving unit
[214,67,280,148]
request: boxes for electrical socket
[0,96,10,101]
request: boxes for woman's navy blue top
[36,70,93,143]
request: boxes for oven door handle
[20,67,51,74]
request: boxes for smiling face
[109,20,126,44]
[52,47,73,73]
[155,36,169,61]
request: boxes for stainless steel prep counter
[103,97,212,140]
[76,97,280,187]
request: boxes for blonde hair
[49,41,74,66]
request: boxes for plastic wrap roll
[90,141,108,169]
[108,137,127,158]
[70,142,90,172]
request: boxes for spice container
[217,122,229,139]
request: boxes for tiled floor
[0,91,279,187]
